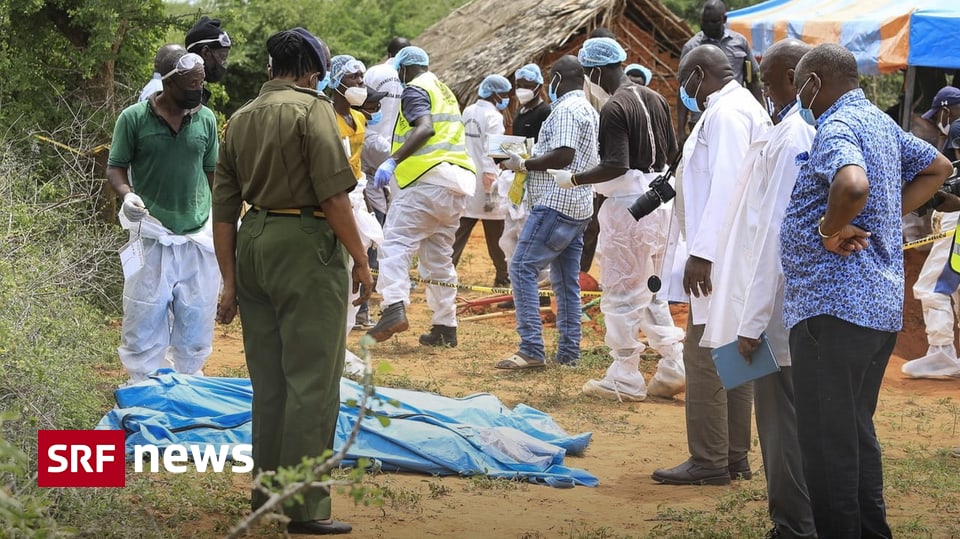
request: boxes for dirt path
[204,229,960,538]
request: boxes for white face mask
[516,88,537,105]
[342,86,368,107]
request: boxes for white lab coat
[700,108,815,364]
[661,80,772,324]
[461,100,507,220]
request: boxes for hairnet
[515,63,544,84]
[392,46,430,69]
[578,37,627,68]
[478,74,512,98]
[625,63,652,86]
[329,54,366,89]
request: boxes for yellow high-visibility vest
[392,72,475,188]
[951,227,960,273]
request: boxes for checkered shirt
[525,90,599,220]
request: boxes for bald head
[759,39,811,111]
[154,43,186,74]
[794,43,860,119]
[678,44,734,111]
[550,55,586,98]
[679,44,732,81]
[762,39,811,73]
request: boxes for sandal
[495,353,546,370]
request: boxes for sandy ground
[203,229,960,538]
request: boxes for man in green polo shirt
[106,45,219,385]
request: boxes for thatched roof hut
[414,0,693,110]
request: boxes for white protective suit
[118,211,220,382]
[588,170,685,400]
[661,81,773,325]
[362,61,403,213]
[905,210,960,377]
[376,163,473,326]
[344,177,385,375]
[700,107,816,363]
[461,100,507,220]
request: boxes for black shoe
[728,457,753,480]
[493,277,510,288]
[366,302,408,342]
[419,324,458,347]
[763,526,781,539]
[651,459,731,486]
[287,519,352,535]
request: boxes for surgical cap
[578,37,627,68]
[330,54,366,89]
[515,63,544,85]
[478,74,512,98]
[392,46,430,69]
[625,63,652,86]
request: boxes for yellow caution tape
[903,228,955,250]
[34,135,110,156]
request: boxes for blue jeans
[509,206,589,362]
[790,315,895,539]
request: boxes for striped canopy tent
[727,0,960,75]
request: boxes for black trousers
[790,315,895,539]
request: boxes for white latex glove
[122,192,148,221]
[546,169,575,189]
[501,151,526,172]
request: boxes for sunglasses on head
[161,53,205,80]
[189,32,232,49]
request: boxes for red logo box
[37,430,126,487]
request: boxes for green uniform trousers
[236,209,348,521]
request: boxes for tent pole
[902,65,915,130]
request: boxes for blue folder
[710,333,780,390]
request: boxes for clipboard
[710,333,780,390]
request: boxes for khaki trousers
[683,317,753,468]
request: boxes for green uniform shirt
[213,80,356,223]
[107,99,218,234]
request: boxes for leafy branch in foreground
[226,335,390,538]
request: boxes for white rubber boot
[902,345,960,379]
[647,343,686,398]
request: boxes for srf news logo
[38,430,254,488]
[38,430,126,487]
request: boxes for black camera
[628,173,676,221]
[627,153,682,221]
[914,160,960,216]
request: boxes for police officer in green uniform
[212,28,371,536]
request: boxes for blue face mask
[680,68,702,113]
[367,111,383,126]
[496,97,509,111]
[797,76,819,127]
[548,73,561,102]
[316,72,330,93]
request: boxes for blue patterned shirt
[780,89,938,332]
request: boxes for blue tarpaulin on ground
[96,370,597,488]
